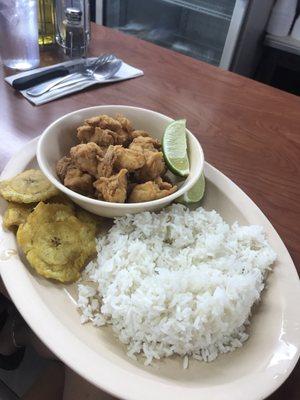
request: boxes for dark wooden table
[0,24,299,399]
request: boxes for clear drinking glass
[0,0,40,70]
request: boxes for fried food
[92,128,116,147]
[114,146,145,172]
[94,169,128,203]
[115,114,134,133]
[129,138,164,181]
[47,193,75,210]
[97,145,117,178]
[77,124,116,147]
[76,208,102,235]
[130,130,149,140]
[0,169,59,203]
[58,114,179,202]
[134,151,166,182]
[85,114,122,131]
[129,178,177,203]
[70,142,104,177]
[77,114,131,147]
[56,156,73,182]
[64,167,94,196]
[3,202,35,230]
[17,202,96,283]
[76,124,94,143]
[129,136,161,153]
[56,156,94,196]
[113,129,131,146]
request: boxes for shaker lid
[65,7,82,22]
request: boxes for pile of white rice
[77,204,276,366]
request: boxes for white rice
[77,204,276,366]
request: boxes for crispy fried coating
[115,114,134,133]
[76,125,94,143]
[77,125,115,147]
[77,115,131,147]
[113,129,131,146]
[130,130,150,140]
[129,136,161,153]
[0,169,59,204]
[92,128,115,147]
[134,151,166,182]
[56,156,73,182]
[114,146,145,172]
[85,115,122,131]
[59,114,179,202]
[3,202,35,230]
[17,202,96,283]
[70,142,103,177]
[94,169,128,203]
[56,156,94,196]
[128,177,177,203]
[97,145,117,178]
[64,168,94,196]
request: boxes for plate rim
[0,137,299,400]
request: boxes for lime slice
[178,172,205,204]
[162,119,189,177]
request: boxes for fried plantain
[46,193,75,211]
[0,169,59,203]
[3,202,36,230]
[75,208,103,235]
[17,202,96,283]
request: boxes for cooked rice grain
[77,204,276,365]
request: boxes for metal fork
[26,54,118,97]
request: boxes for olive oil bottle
[38,0,56,45]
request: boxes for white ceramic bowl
[37,105,204,218]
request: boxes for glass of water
[0,0,40,70]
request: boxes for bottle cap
[65,7,82,22]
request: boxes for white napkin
[5,58,144,106]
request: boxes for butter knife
[12,58,93,90]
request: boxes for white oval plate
[0,139,299,400]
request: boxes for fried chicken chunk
[134,151,166,182]
[76,124,94,143]
[86,115,130,146]
[56,156,94,196]
[115,114,134,133]
[94,169,128,203]
[129,137,164,181]
[77,115,131,147]
[77,124,118,148]
[56,156,73,182]
[58,114,179,202]
[70,142,104,177]
[129,136,161,153]
[128,177,177,203]
[130,130,150,140]
[97,145,117,178]
[64,168,94,196]
[85,115,122,131]
[114,146,145,172]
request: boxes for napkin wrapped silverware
[5,58,144,106]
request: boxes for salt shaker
[63,7,85,58]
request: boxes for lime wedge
[178,172,205,204]
[162,119,189,177]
